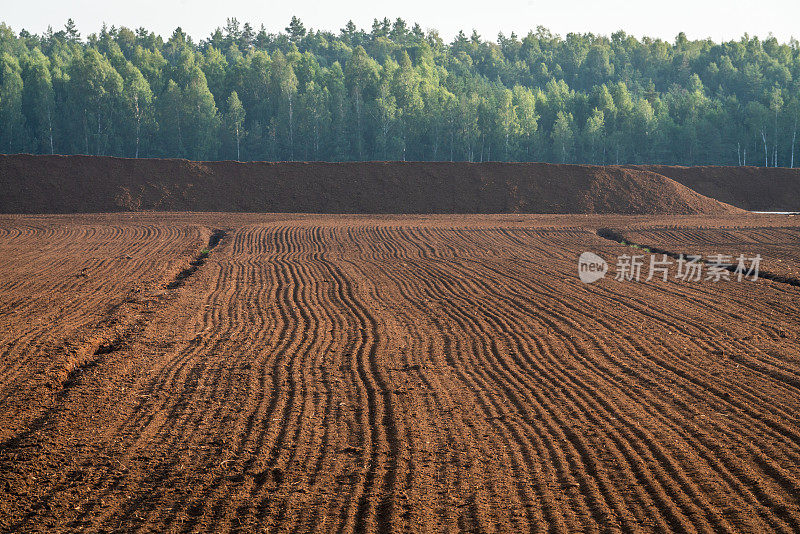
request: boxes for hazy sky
[3,0,799,44]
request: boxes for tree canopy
[2,18,800,165]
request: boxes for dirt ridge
[628,164,800,211]
[0,154,745,215]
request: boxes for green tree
[769,86,783,166]
[157,79,184,157]
[298,81,330,159]
[286,17,306,43]
[181,65,220,160]
[344,46,378,159]
[745,100,770,167]
[21,48,55,153]
[551,110,573,162]
[0,53,26,152]
[120,66,152,157]
[268,51,298,159]
[511,86,538,160]
[201,46,228,103]
[64,18,80,42]
[224,90,245,160]
[373,74,398,159]
[67,48,123,155]
[584,108,605,163]
[3,18,800,165]
[392,51,422,160]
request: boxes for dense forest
[1,17,800,165]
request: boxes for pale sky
[3,0,799,44]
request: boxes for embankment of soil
[0,154,745,214]
[631,164,800,211]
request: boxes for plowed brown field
[1,213,799,533]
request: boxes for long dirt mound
[630,164,800,211]
[0,154,741,214]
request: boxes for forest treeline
[1,17,800,165]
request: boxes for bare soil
[631,165,800,212]
[0,212,798,533]
[0,155,747,215]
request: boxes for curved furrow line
[566,335,797,533]
[0,224,213,531]
[406,252,764,534]
[454,255,800,532]
[488,307,765,533]
[418,307,548,533]
[0,227,204,441]
[710,341,800,393]
[109,260,241,452]
[90,255,240,455]
[191,255,332,532]
[476,257,800,440]
[620,336,800,508]
[404,257,703,533]
[4,217,800,533]
[316,249,462,532]
[80,260,246,531]
[248,253,332,531]
[103,243,310,531]
[317,269,381,534]
[376,253,608,532]
[344,251,530,532]
[505,277,800,436]
[625,333,800,461]
[456,251,800,520]
[509,228,796,336]
[399,309,534,533]
[320,258,401,534]
[219,227,362,534]
[356,253,568,532]
[414,276,612,531]
[506,309,799,534]
[166,255,294,531]
[282,269,357,532]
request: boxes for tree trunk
[774,109,779,167]
[450,129,454,162]
[287,94,294,160]
[354,89,362,160]
[176,111,182,157]
[84,109,89,154]
[791,126,796,168]
[47,108,54,154]
[236,125,240,161]
[314,118,320,157]
[762,131,768,167]
[97,106,102,156]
